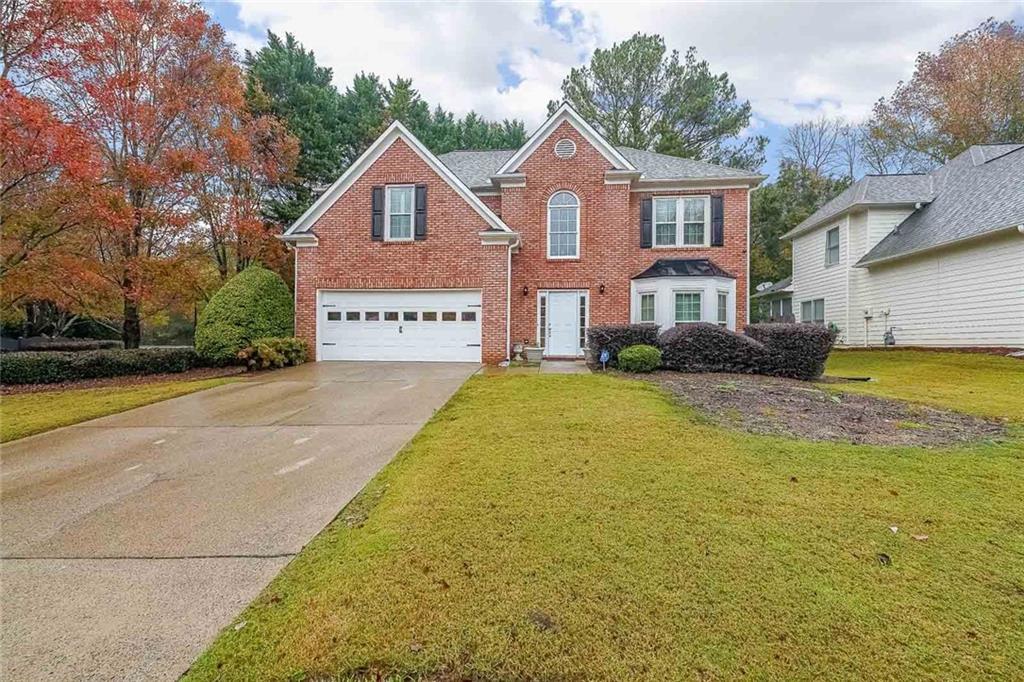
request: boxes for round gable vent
[554,138,577,159]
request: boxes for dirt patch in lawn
[651,371,1006,447]
[1,366,246,395]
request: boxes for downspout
[506,236,520,362]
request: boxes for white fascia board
[495,103,636,175]
[284,120,512,236]
[631,177,765,192]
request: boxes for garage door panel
[319,290,481,362]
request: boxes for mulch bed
[651,371,1006,447]
[1,366,247,395]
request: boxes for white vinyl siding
[847,230,1024,347]
[791,217,848,338]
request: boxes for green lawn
[826,350,1023,420]
[0,377,237,443]
[186,371,1023,681]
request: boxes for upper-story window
[547,191,579,259]
[385,185,414,241]
[654,196,710,247]
[825,226,840,265]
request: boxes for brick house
[281,104,765,364]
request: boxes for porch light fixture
[599,283,606,294]
[522,285,529,296]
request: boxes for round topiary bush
[617,344,662,373]
[195,266,293,364]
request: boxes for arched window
[547,191,579,259]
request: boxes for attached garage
[317,290,482,362]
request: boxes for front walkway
[0,362,478,681]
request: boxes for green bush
[616,344,662,373]
[237,337,308,370]
[1,348,198,385]
[195,266,293,364]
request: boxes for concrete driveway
[0,362,477,681]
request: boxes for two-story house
[280,104,765,363]
[783,143,1023,348]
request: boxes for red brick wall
[501,121,749,348]
[294,138,509,363]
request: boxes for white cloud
[222,0,1023,130]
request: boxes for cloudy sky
[205,0,1024,177]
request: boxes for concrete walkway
[0,362,477,681]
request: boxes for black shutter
[640,197,653,248]
[414,184,427,240]
[710,195,724,247]
[371,186,384,241]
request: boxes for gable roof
[858,143,1024,266]
[438,145,764,189]
[495,102,636,175]
[782,174,935,239]
[282,120,512,238]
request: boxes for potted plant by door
[523,340,543,364]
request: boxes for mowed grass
[0,377,237,443]
[186,374,1023,681]
[826,350,1024,420]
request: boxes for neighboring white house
[782,143,1024,348]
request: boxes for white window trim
[673,289,704,324]
[536,289,589,356]
[801,298,826,325]
[653,196,711,248]
[384,184,415,242]
[636,290,657,323]
[546,191,580,260]
[716,289,729,326]
[824,226,840,266]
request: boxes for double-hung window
[639,292,656,323]
[385,185,414,241]
[717,291,728,326]
[675,291,702,324]
[547,191,579,258]
[801,299,825,325]
[825,226,840,265]
[654,196,710,247]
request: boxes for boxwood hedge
[616,344,662,373]
[195,266,293,364]
[1,348,199,385]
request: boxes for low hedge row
[586,324,659,365]
[12,337,123,352]
[587,322,837,380]
[1,348,199,385]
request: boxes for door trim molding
[536,289,589,358]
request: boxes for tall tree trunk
[122,290,141,348]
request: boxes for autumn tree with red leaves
[2,0,298,346]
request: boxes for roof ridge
[980,143,1024,165]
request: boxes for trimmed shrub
[1,348,198,385]
[617,344,662,373]
[15,337,122,352]
[586,324,659,365]
[745,323,837,380]
[237,337,308,370]
[195,266,293,364]
[659,323,770,374]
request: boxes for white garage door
[318,290,482,362]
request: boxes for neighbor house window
[653,196,710,247]
[801,299,825,324]
[825,226,840,265]
[639,293,655,323]
[385,185,414,241]
[675,291,702,323]
[717,291,728,326]
[547,191,579,258]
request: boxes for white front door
[318,290,481,362]
[545,291,581,357]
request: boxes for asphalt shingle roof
[784,174,936,238]
[860,143,1024,264]
[751,276,792,298]
[438,146,763,188]
[632,258,736,280]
